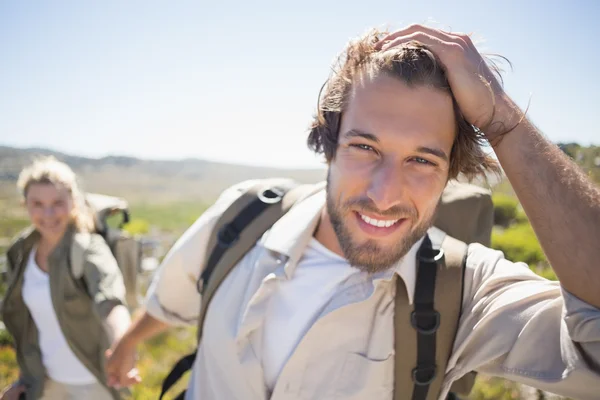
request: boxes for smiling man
[105,25,600,400]
[318,74,459,273]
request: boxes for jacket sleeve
[143,180,260,326]
[82,233,127,317]
[442,244,600,400]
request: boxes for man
[106,25,600,399]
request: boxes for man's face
[326,74,455,272]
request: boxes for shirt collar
[261,184,422,304]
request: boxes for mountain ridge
[0,145,327,203]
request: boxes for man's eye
[350,143,375,152]
[412,157,435,166]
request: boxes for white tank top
[22,246,97,385]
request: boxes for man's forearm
[119,309,170,349]
[491,96,600,307]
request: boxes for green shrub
[492,223,546,267]
[0,345,19,386]
[123,219,150,235]
[127,202,208,233]
[532,266,558,281]
[492,194,518,227]
[514,207,529,224]
[0,330,14,347]
[468,375,521,400]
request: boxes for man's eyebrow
[417,146,449,162]
[343,129,380,143]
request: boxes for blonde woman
[0,156,134,400]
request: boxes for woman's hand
[0,382,25,400]
[105,338,141,388]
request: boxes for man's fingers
[122,368,142,387]
[376,24,470,51]
[127,368,141,380]
[380,31,459,58]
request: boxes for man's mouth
[354,211,407,237]
[359,213,400,228]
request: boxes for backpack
[70,193,143,309]
[160,179,494,400]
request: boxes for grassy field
[0,178,582,399]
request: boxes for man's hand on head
[375,24,522,140]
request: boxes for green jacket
[1,225,126,400]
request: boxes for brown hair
[307,29,500,180]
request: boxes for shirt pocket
[63,293,92,317]
[333,352,394,399]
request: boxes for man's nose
[366,161,408,212]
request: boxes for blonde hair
[17,156,95,232]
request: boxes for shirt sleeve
[443,244,600,400]
[82,233,127,315]
[143,180,259,326]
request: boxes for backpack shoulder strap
[160,180,320,400]
[196,179,319,339]
[394,227,468,400]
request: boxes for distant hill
[0,146,327,204]
[3,142,597,206]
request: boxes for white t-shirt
[261,237,358,390]
[22,247,98,385]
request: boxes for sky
[0,0,598,169]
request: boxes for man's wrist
[484,94,525,144]
[115,331,139,351]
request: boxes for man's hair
[307,29,500,180]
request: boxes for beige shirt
[145,179,600,400]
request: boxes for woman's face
[25,182,74,242]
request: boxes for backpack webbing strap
[394,230,467,400]
[159,353,195,400]
[159,180,318,400]
[197,180,317,340]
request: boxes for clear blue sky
[1,0,598,168]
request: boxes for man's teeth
[360,214,399,228]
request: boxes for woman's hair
[17,156,95,232]
[307,28,501,180]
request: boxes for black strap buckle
[418,247,444,263]
[258,187,285,204]
[412,365,437,386]
[217,224,240,248]
[411,310,440,334]
[196,277,205,294]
